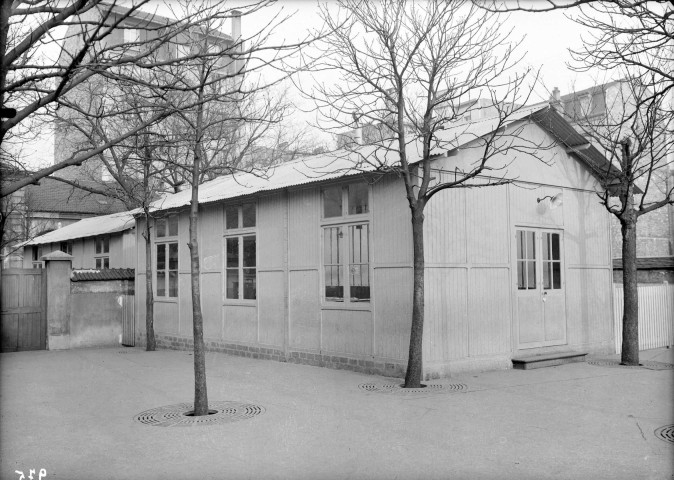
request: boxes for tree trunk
[620,211,639,366]
[144,209,156,351]
[404,209,425,388]
[189,92,208,416]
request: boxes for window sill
[223,300,257,307]
[155,297,178,303]
[321,302,372,311]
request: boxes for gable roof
[26,210,138,246]
[150,105,616,213]
[25,178,129,215]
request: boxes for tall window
[32,246,43,269]
[224,203,256,300]
[321,182,371,303]
[95,237,110,269]
[156,215,179,298]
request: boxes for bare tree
[307,0,542,387]
[479,0,674,365]
[0,0,247,197]
[571,80,673,366]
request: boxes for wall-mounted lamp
[537,193,563,209]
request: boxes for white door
[515,228,566,349]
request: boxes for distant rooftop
[25,178,129,215]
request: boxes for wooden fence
[613,283,674,353]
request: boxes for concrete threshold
[511,351,588,370]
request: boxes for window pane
[325,266,343,301]
[543,262,551,289]
[551,234,560,260]
[95,238,101,254]
[526,232,535,259]
[517,261,525,290]
[323,186,342,218]
[226,237,239,268]
[553,262,561,289]
[243,268,256,299]
[168,215,179,236]
[350,265,370,301]
[348,183,369,215]
[157,244,166,270]
[349,224,369,263]
[103,257,109,269]
[323,227,341,265]
[543,234,550,261]
[243,236,256,267]
[168,243,178,270]
[103,237,109,253]
[96,258,102,269]
[168,271,178,297]
[225,206,239,229]
[226,269,239,299]
[242,203,256,228]
[516,231,524,260]
[156,218,166,237]
[527,261,536,289]
[157,271,166,297]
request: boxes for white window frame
[155,215,179,300]
[320,181,372,307]
[223,203,257,304]
[94,236,110,269]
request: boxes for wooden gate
[121,292,135,347]
[1,268,47,352]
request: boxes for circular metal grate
[358,382,466,395]
[654,425,674,444]
[586,359,674,370]
[134,401,265,427]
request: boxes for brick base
[136,332,406,378]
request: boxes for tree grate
[134,401,265,427]
[586,359,674,370]
[654,425,674,444]
[358,382,466,395]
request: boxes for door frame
[512,226,567,350]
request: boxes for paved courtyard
[1,346,672,480]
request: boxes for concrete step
[512,351,588,370]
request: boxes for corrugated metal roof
[26,210,138,246]
[613,257,674,271]
[150,106,549,213]
[71,268,135,282]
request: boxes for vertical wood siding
[199,205,222,272]
[468,268,511,355]
[424,187,466,264]
[258,271,285,346]
[154,301,178,334]
[288,188,319,268]
[466,186,509,264]
[201,272,222,339]
[614,284,674,352]
[373,267,412,360]
[509,184,564,228]
[223,305,257,343]
[288,270,320,350]
[372,175,412,265]
[563,190,610,266]
[321,309,373,355]
[258,194,286,270]
[423,268,468,362]
[565,268,612,346]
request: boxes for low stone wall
[137,332,407,378]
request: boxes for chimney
[550,87,562,113]
[231,10,241,41]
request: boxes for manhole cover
[587,359,674,370]
[654,425,674,444]
[358,382,466,395]
[134,401,265,427]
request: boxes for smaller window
[322,183,369,218]
[124,28,141,45]
[60,241,72,256]
[95,237,110,255]
[156,215,178,238]
[95,257,110,269]
[225,203,256,230]
[32,246,43,268]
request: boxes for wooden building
[23,210,136,270]
[136,106,616,378]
